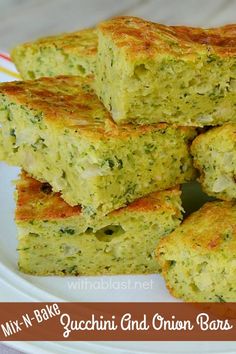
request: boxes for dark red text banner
[0,302,236,341]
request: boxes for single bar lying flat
[0,76,196,215]
[16,172,183,276]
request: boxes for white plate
[0,58,235,354]
[1,163,236,354]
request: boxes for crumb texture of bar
[157,201,236,302]
[16,172,183,276]
[191,124,236,201]
[96,16,236,126]
[11,28,97,79]
[0,75,196,215]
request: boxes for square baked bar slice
[16,172,183,276]
[0,76,196,215]
[157,201,236,302]
[96,16,236,126]
[191,124,236,201]
[11,28,97,79]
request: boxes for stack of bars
[0,16,236,302]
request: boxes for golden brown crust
[0,76,110,133]
[113,187,181,215]
[0,75,195,139]
[157,201,236,254]
[156,200,236,302]
[191,123,236,151]
[98,16,236,58]
[12,28,97,57]
[15,172,181,221]
[15,171,82,220]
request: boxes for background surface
[0,0,236,353]
[1,0,236,50]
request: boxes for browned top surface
[158,201,236,254]
[15,171,82,221]
[98,16,236,58]
[0,75,195,139]
[12,28,97,57]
